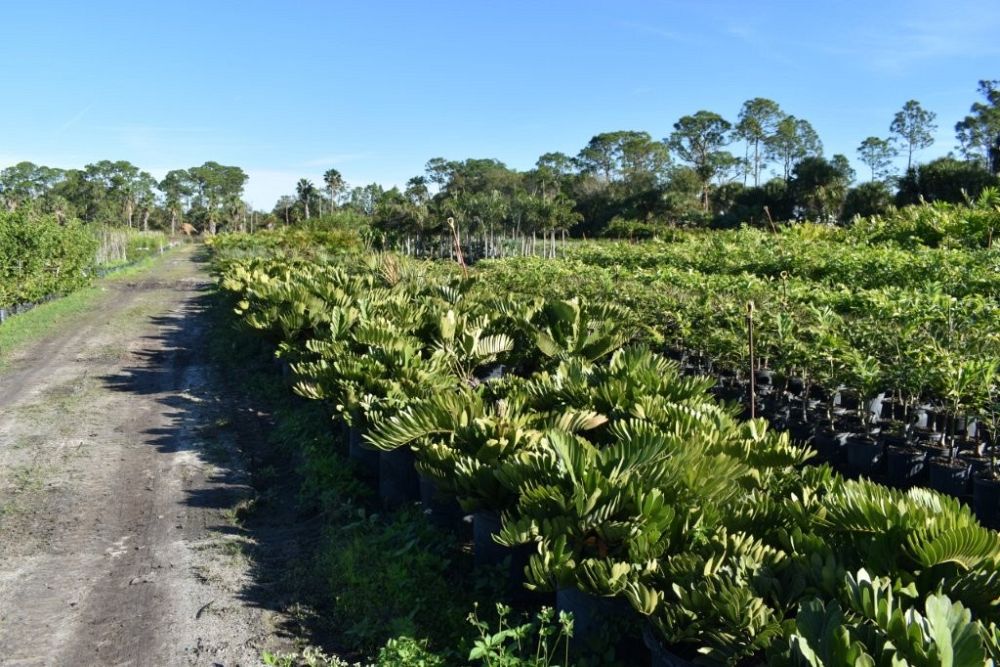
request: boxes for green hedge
[0,211,97,309]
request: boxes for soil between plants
[0,245,292,666]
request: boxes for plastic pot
[348,425,379,482]
[885,446,927,488]
[556,587,631,638]
[845,435,884,477]
[472,511,506,567]
[712,385,745,403]
[755,368,775,387]
[557,587,637,659]
[642,624,696,667]
[378,447,420,508]
[813,429,845,465]
[472,512,531,567]
[472,511,536,598]
[880,400,906,421]
[834,390,859,411]
[664,347,687,362]
[927,457,972,498]
[419,473,466,533]
[786,419,814,445]
[914,430,945,447]
[973,475,1000,529]
[880,432,908,449]
[961,453,992,478]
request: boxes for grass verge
[0,248,176,367]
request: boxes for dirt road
[0,245,283,666]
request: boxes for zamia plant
[227,261,351,345]
[821,479,1000,617]
[495,426,682,603]
[784,570,995,667]
[365,387,559,513]
[518,346,727,443]
[345,318,456,429]
[649,531,789,666]
[497,417,807,603]
[427,309,514,384]
[496,296,637,370]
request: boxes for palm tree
[296,178,316,219]
[295,178,316,220]
[323,169,344,210]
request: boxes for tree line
[0,160,250,235]
[279,80,999,240]
[3,80,998,238]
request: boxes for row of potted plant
[564,190,1000,297]
[475,247,1000,521]
[214,238,1000,665]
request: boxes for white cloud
[820,7,1000,74]
[53,104,93,138]
[617,21,689,43]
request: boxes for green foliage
[214,227,1000,667]
[841,182,894,222]
[467,604,574,667]
[0,211,97,308]
[785,571,992,667]
[376,637,447,667]
[896,157,999,207]
[319,508,481,652]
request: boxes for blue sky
[0,0,997,207]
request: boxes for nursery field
[210,194,1000,666]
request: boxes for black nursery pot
[557,588,640,661]
[711,384,745,403]
[927,457,972,498]
[378,447,421,508]
[813,429,845,465]
[845,435,884,477]
[754,368,775,387]
[961,453,993,478]
[419,474,466,534]
[885,446,927,488]
[642,624,696,667]
[471,511,536,596]
[348,425,380,482]
[664,347,687,362]
[472,511,508,568]
[834,390,860,411]
[973,475,1000,529]
[880,432,908,449]
[786,419,814,445]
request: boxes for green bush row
[0,211,97,309]
[0,212,171,310]
[213,233,1000,665]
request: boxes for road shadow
[99,259,328,652]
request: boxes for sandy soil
[0,245,286,666]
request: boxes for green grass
[0,249,175,368]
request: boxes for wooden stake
[763,206,778,233]
[747,300,756,420]
[447,217,468,278]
